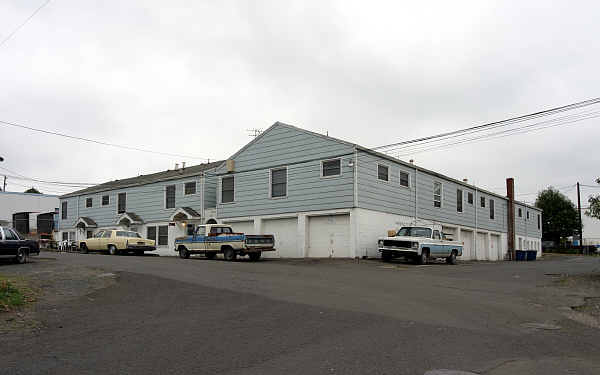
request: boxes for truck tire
[14,248,27,264]
[223,247,236,261]
[108,245,119,256]
[205,251,216,260]
[381,250,392,262]
[446,251,457,265]
[416,250,428,265]
[80,243,88,254]
[249,252,261,261]
[179,247,190,259]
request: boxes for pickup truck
[378,225,463,265]
[174,224,275,261]
[0,226,40,264]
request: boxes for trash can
[516,250,526,261]
[526,250,537,261]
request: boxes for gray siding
[203,173,218,209]
[515,203,542,237]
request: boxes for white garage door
[490,234,501,261]
[225,221,255,234]
[263,217,298,258]
[476,232,488,260]
[308,214,350,258]
[460,229,473,260]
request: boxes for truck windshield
[397,227,432,238]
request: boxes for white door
[490,234,501,261]
[476,232,487,260]
[460,229,473,260]
[226,221,254,234]
[308,214,350,258]
[263,217,299,258]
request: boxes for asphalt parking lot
[1,252,600,375]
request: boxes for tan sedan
[80,229,156,255]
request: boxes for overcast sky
[1,0,599,235]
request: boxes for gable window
[158,225,168,246]
[456,189,463,213]
[147,226,156,242]
[433,182,442,208]
[537,214,541,229]
[400,171,410,187]
[118,193,127,214]
[321,159,341,177]
[377,164,389,182]
[221,176,234,203]
[184,182,196,195]
[480,197,486,208]
[86,198,93,208]
[270,168,287,198]
[102,195,109,206]
[165,185,176,209]
[61,201,68,219]
[467,192,473,204]
[490,199,495,220]
[518,208,522,217]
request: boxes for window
[62,232,69,241]
[196,226,206,236]
[147,226,156,241]
[102,195,109,206]
[165,185,176,209]
[116,231,127,237]
[377,164,389,181]
[433,230,441,240]
[518,208,522,217]
[456,189,463,213]
[467,192,473,204]
[5,229,18,240]
[210,226,233,234]
[118,193,126,214]
[270,168,287,198]
[158,225,168,246]
[186,224,195,236]
[61,201,68,219]
[397,227,432,238]
[433,182,442,208]
[87,231,93,239]
[95,231,105,238]
[322,159,341,177]
[185,182,196,195]
[490,199,495,220]
[480,197,486,208]
[102,231,112,238]
[86,198,93,208]
[221,176,234,203]
[527,211,530,219]
[400,171,410,187]
[537,214,541,230]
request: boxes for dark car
[0,226,40,264]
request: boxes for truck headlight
[412,242,419,249]
[378,240,384,247]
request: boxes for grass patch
[0,276,35,312]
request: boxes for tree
[24,187,41,194]
[535,187,580,243]
[586,177,600,220]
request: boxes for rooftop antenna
[247,128,263,138]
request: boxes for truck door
[194,226,207,251]
[432,230,444,256]
[207,226,222,251]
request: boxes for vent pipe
[175,163,179,170]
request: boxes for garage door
[224,221,255,234]
[490,234,501,261]
[476,232,488,260]
[460,229,473,260]
[263,217,298,258]
[308,214,350,258]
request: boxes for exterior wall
[0,191,59,231]
[514,203,542,239]
[203,174,218,209]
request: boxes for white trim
[220,175,235,204]
[433,181,443,208]
[269,166,288,199]
[115,212,143,225]
[320,158,342,178]
[377,163,390,183]
[399,170,410,189]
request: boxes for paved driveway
[1,252,599,375]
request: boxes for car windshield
[396,227,432,238]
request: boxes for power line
[0,119,211,161]
[0,0,51,49]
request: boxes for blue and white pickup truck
[378,224,463,265]
[174,224,275,261]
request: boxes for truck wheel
[249,252,261,261]
[205,252,216,260]
[223,247,236,261]
[446,251,457,265]
[108,245,119,256]
[381,250,392,262]
[416,251,428,265]
[14,248,27,264]
[179,248,190,259]
[80,244,88,254]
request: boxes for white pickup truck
[378,224,463,265]
[174,224,275,261]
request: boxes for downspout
[76,195,80,241]
[474,184,478,259]
[414,166,418,223]
[200,174,205,223]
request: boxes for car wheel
[446,251,457,265]
[248,252,261,261]
[223,247,236,261]
[108,245,118,256]
[179,248,190,259]
[15,248,27,264]
[80,244,88,254]
[381,250,392,262]
[416,251,428,265]
[205,251,216,260]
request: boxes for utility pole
[577,182,583,252]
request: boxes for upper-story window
[165,185,176,209]
[456,189,463,213]
[467,192,473,204]
[480,196,486,208]
[102,195,109,206]
[118,193,126,214]
[184,182,196,195]
[537,214,541,229]
[377,164,389,182]
[490,199,495,220]
[221,176,234,203]
[400,171,410,187]
[433,182,442,208]
[518,208,522,217]
[321,159,341,177]
[527,211,530,220]
[270,167,287,198]
[86,198,93,208]
[61,201,67,219]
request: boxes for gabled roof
[75,217,97,228]
[61,161,224,199]
[169,207,202,221]
[116,212,144,225]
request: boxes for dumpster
[516,250,526,261]
[526,250,537,261]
